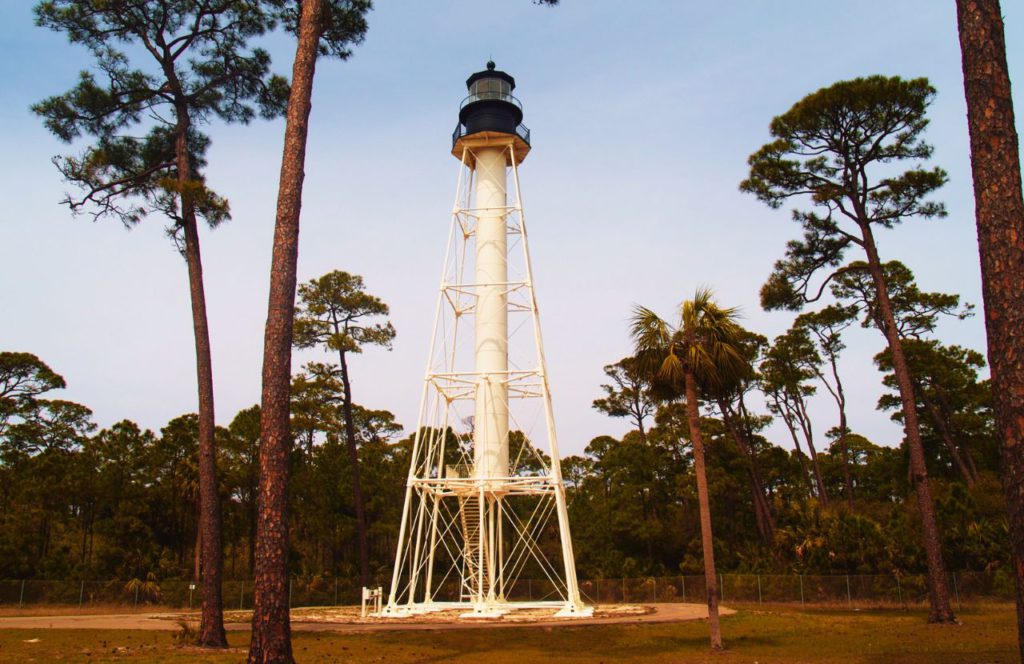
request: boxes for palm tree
[630,288,747,652]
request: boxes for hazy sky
[2,2,1022,458]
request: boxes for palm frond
[658,351,685,386]
[630,305,673,353]
[631,292,750,398]
[681,287,750,388]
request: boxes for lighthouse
[383,63,589,618]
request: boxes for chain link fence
[578,572,1015,609]
[0,571,1014,611]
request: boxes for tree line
[0,305,1008,580]
[20,0,1024,661]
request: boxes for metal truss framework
[383,139,589,618]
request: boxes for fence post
[79,580,85,610]
[681,576,685,602]
[529,578,533,601]
[896,575,903,609]
[134,584,139,609]
[240,581,244,610]
[757,575,762,605]
[18,580,24,609]
[623,578,627,603]
[652,577,657,602]
[799,575,804,607]
[334,578,339,606]
[953,572,962,612]
[846,574,852,609]
[289,579,293,608]
[720,574,724,603]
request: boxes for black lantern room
[451,61,531,160]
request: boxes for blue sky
[2,1,1022,457]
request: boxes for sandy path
[0,603,733,632]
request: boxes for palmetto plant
[630,287,747,652]
[124,572,162,604]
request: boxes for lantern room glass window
[469,77,511,100]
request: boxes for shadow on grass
[357,622,785,663]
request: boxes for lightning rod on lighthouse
[383,62,590,618]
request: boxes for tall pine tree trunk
[686,372,722,651]
[919,389,976,487]
[636,417,648,445]
[248,1,325,661]
[633,386,649,445]
[175,107,227,648]
[775,396,815,497]
[194,519,202,583]
[249,494,257,576]
[861,224,956,624]
[826,356,856,508]
[80,513,88,565]
[718,398,775,544]
[795,398,829,506]
[338,349,370,588]
[837,414,855,509]
[955,0,1024,653]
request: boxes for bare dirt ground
[0,602,732,632]
[0,604,182,618]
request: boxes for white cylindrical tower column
[473,146,509,480]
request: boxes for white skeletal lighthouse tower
[384,62,589,618]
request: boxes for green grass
[0,604,1017,663]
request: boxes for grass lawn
[0,603,1016,663]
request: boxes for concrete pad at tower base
[451,603,595,619]
[459,607,509,619]
[0,604,734,631]
[379,604,440,618]
[382,601,594,621]
[555,603,594,618]
[382,605,610,624]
